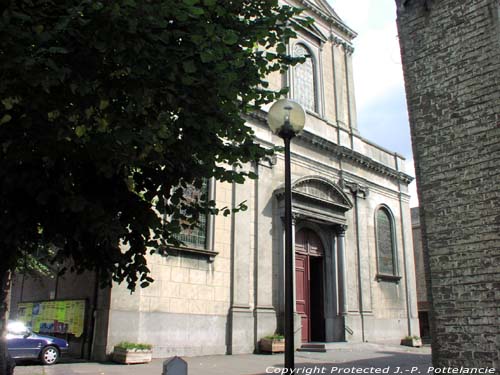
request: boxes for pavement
[13,342,432,375]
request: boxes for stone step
[297,343,327,353]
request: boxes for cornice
[297,131,414,184]
[245,110,413,185]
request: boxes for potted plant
[400,335,423,348]
[260,333,285,353]
[112,342,153,364]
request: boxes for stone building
[9,0,419,359]
[396,0,500,368]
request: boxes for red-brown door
[295,253,310,342]
[295,229,325,343]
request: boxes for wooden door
[295,253,310,342]
[295,228,325,343]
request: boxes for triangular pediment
[302,0,341,20]
[297,0,357,39]
[293,16,328,42]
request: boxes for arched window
[375,206,399,279]
[293,44,316,112]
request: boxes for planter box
[400,338,422,348]
[260,338,285,353]
[112,347,153,364]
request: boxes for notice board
[17,299,86,338]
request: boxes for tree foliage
[0,0,305,291]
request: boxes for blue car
[6,321,69,365]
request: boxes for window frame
[374,205,401,282]
[291,42,319,114]
[167,178,217,261]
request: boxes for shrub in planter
[112,342,153,364]
[400,336,422,348]
[260,334,285,353]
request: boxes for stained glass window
[173,181,208,249]
[376,207,396,275]
[293,44,316,112]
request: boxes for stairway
[297,343,327,353]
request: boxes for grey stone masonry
[395,0,500,369]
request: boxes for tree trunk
[0,268,13,375]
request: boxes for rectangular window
[172,180,209,250]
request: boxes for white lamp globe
[267,99,306,136]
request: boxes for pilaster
[228,175,254,354]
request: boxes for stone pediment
[293,17,328,43]
[302,0,341,20]
[292,176,352,209]
[298,0,357,39]
[275,176,353,224]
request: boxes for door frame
[295,228,326,343]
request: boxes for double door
[295,229,325,343]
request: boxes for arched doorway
[295,228,325,343]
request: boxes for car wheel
[40,346,59,365]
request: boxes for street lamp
[267,99,306,371]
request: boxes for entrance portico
[275,176,353,343]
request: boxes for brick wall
[395,0,500,368]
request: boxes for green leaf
[200,50,214,63]
[223,30,238,45]
[100,99,110,110]
[48,47,69,54]
[190,7,204,16]
[33,25,44,34]
[75,126,86,137]
[47,111,60,121]
[276,43,286,54]
[0,114,12,125]
[2,97,20,110]
[183,60,197,73]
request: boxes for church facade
[100,0,419,358]
[9,0,419,360]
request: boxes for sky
[326,0,419,207]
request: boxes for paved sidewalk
[14,343,432,375]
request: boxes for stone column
[337,225,348,316]
[324,229,337,342]
[255,163,278,343]
[344,46,358,134]
[228,176,254,354]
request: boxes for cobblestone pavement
[13,342,432,375]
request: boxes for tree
[0,0,306,372]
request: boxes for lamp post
[267,99,306,372]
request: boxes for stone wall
[8,269,108,359]
[396,0,500,367]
